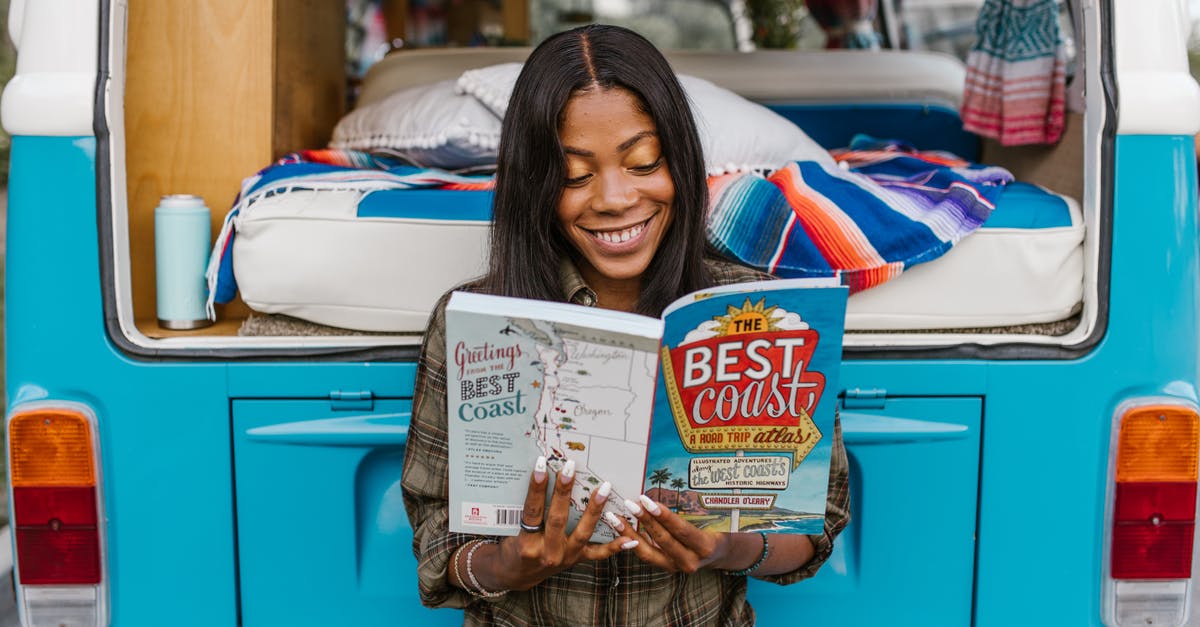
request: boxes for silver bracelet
[464,539,509,598]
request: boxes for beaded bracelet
[725,532,770,577]
[451,541,470,594]
[463,539,509,598]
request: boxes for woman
[401,24,850,625]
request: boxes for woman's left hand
[606,494,818,576]
[605,495,732,573]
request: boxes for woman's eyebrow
[617,131,656,152]
[561,130,658,158]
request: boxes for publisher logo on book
[660,298,824,468]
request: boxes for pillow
[330,79,501,169]
[456,63,837,175]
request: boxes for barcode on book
[461,502,523,529]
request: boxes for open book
[445,278,848,540]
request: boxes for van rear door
[756,396,982,626]
[232,397,460,625]
[231,388,979,625]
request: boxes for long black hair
[484,24,711,316]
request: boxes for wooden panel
[382,0,409,45]
[501,0,530,44]
[274,0,347,158]
[125,1,274,327]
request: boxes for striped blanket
[707,136,1012,292]
[207,143,1011,315]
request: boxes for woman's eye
[630,158,663,174]
[565,173,592,187]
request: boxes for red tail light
[11,487,101,584]
[1109,404,1199,581]
[13,486,98,526]
[14,527,101,584]
[6,403,108,624]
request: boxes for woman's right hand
[481,457,638,592]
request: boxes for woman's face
[556,87,675,288]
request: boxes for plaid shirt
[401,258,851,626]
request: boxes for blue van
[2,0,1199,625]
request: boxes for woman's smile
[580,213,657,248]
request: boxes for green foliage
[745,0,807,49]
[0,0,13,186]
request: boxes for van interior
[111,0,1100,352]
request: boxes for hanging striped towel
[706,136,1013,293]
[961,0,1067,146]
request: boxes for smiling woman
[400,23,850,627]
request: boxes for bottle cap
[159,194,205,209]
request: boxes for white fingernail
[639,494,661,516]
[533,456,547,483]
[596,481,612,503]
[559,459,576,484]
[603,511,624,531]
[621,540,640,550]
[624,499,643,516]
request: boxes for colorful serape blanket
[706,136,1013,293]
[203,150,494,318]
[207,142,1012,316]
[960,0,1066,146]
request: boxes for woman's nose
[592,169,638,212]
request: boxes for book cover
[647,280,847,534]
[445,279,846,539]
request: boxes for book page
[447,292,662,539]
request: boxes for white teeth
[591,221,646,244]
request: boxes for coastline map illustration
[515,318,657,535]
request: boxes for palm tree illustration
[649,468,672,503]
[669,477,685,512]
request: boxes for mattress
[231,182,1083,333]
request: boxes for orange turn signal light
[8,408,96,487]
[1115,404,1200,483]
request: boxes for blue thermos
[155,194,214,329]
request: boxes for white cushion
[844,194,1085,329]
[456,63,835,175]
[329,79,501,169]
[682,75,836,174]
[231,188,1083,333]
[232,189,490,331]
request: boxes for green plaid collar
[558,258,598,307]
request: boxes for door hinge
[843,388,887,410]
[330,390,374,411]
